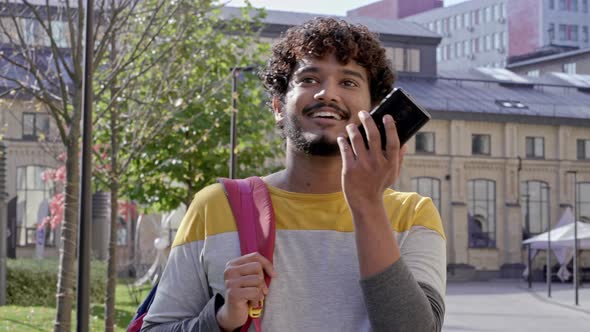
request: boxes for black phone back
[359,88,431,149]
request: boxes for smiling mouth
[309,111,343,121]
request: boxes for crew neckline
[265,182,345,201]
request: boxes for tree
[122,13,282,213]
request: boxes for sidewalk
[443,280,590,332]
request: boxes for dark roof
[507,47,590,69]
[396,74,590,125]
[221,6,441,40]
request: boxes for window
[526,137,545,158]
[549,23,556,41]
[578,139,590,159]
[485,34,492,51]
[563,62,577,74]
[472,134,491,155]
[559,0,567,10]
[50,21,69,48]
[572,0,579,11]
[521,181,550,238]
[479,9,485,24]
[491,4,497,21]
[571,25,579,41]
[406,48,420,72]
[549,0,555,9]
[22,112,50,140]
[577,183,590,224]
[463,12,470,27]
[499,32,505,48]
[16,166,55,246]
[559,24,567,40]
[456,42,462,57]
[429,22,435,31]
[583,0,589,12]
[474,10,480,25]
[583,26,589,42]
[474,37,480,53]
[436,47,442,62]
[444,18,450,33]
[435,20,442,34]
[412,177,441,212]
[485,7,492,23]
[527,69,540,77]
[463,40,469,55]
[491,33,497,49]
[415,132,435,153]
[450,16,456,31]
[468,179,496,248]
[387,48,420,73]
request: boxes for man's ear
[272,96,284,125]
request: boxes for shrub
[6,258,107,307]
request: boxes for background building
[403,0,509,70]
[346,0,442,19]
[507,47,590,76]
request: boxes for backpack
[127,176,276,332]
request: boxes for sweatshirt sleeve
[359,258,445,332]
[359,196,446,332]
[141,293,224,332]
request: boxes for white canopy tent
[523,221,590,249]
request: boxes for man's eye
[301,77,317,84]
[342,80,358,87]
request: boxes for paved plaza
[443,280,590,331]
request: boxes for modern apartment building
[222,7,590,279]
[403,0,509,70]
[399,0,590,71]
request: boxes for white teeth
[311,111,342,120]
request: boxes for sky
[226,0,469,16]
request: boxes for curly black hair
[261,17,395,106]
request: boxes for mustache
[302,102,350,118]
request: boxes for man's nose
[314,81,340,103]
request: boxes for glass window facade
[468,179,496,248]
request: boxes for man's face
[273,53,372,156]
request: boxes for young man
[142,17,446,332]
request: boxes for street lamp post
[229,66,256,179]
[543,183,551,298]
[77,0,94,330]
[566,170,579,306]
[523,188,532,289]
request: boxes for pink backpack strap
[218,176,276,332]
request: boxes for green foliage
[117,2,284,211]
[6,259,107,307]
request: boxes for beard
[282,113,341,156]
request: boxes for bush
[6,258,107,307]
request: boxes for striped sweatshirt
[142,182,447,332]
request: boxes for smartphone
[358,88,431,149]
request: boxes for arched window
[411,177,441,212]
[467,179,496,248]
[520,180,550,238]
[577,182,590,223]
[16,165,54,246]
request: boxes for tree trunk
[105,29,119,331]
[54,132,80,332]
[105,178,118,332]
